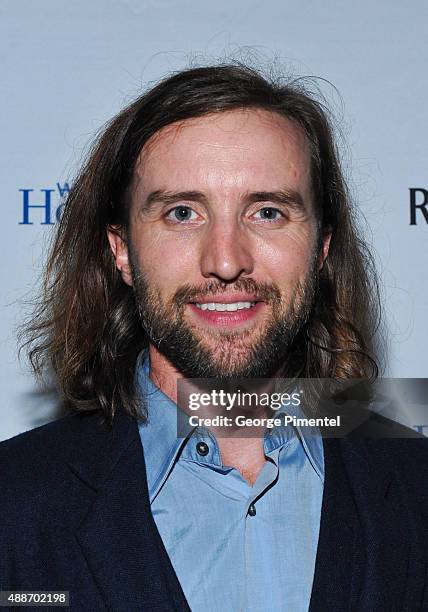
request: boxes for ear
[106,225,133,286]
[318,227,332,271]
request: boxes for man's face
[109,109,330,378]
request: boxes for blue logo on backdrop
[19,183,70,225]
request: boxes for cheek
[130,226,201,292]
[255,225,318,282]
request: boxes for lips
[190,293,261,305]
[194,301,255,312]
[188,296,264,328]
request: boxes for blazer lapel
[338,438,415,611]
[309,438,364,611]
[310,437,414,612]
[69,412,190,612]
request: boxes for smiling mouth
[187,299,264,329]
[193,301,256,312]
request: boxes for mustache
[172,278,282,307]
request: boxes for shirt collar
[137,352,191,503]
[264,396,325,482]
[137,352,324,502]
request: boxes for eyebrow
[143,190,209,210]
[141,188,306,213]
[246,190,305,212]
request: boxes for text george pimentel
[187,414,341,429]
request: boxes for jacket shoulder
[1,411,104,460]
[0,411,111,496]
[0,410,139,543]
[341,415,428,516]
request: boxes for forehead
[133,108,312,198]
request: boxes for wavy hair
[21,64,382,423]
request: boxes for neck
[148,345,183,404]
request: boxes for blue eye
[254,207,284,221]
[167,206,198,222]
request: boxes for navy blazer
[1,410,427,611]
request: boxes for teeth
[195,301,255,311]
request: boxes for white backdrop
[1,0,427,441]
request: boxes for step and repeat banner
[1,0,427,441]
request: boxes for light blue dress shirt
[137,355,324,612]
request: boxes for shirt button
[248,503,257,517]
[196,441,209,456]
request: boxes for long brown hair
[21,64,382,423]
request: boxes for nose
[199,221,254,282]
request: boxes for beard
[129,253,319,379]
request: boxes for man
[1,65,427,611]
